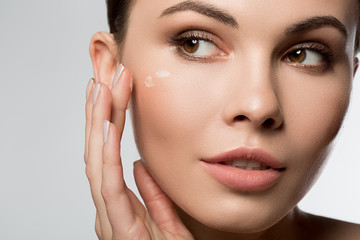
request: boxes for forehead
[129,0,358,32]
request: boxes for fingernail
[86,78,95,100]
[112,64,125,87]
[103,120,110,144]
[92,81,100,105]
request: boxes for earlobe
[89,32,119,87]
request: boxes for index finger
[110,64,133,137]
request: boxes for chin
[201,214,280,233]
[176,190,295,234]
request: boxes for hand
[84,66,194,240]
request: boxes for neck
[176,206,306,240]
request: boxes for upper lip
[201,147,285,169]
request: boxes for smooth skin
[85,42,193,239]
[85,0,360,239]
[84,52,360,240]
[85,32,193,239]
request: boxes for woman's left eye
[182,39,222,56]
[285,49,324,65]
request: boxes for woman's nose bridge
[225,53,283,128]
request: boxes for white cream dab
[145,76,154,88]
[155,70,170,78]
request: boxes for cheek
[123,27,353,229]
[279,68,351,195]
[125,46,229,168]
[285,72,351,151]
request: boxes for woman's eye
[182,39,223,57]
[286,49,324,65]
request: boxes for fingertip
[92,81,101,105]
[133,159,146,175]
[86,78,95,100]
[112,64,125,87]
[133,160,154,192]
[112,65,133,93]
[133,159,142,167]
[92,81,113,110]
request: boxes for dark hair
[106,0,360,52]
[106,0,133,48]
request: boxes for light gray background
[0,1,359,239]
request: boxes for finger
[87,81,112,186]
[95,212,101,239]
[110,65,132,134]
[102,122,147,236]
[86,82,113,239]
[134,161,189,234]
[84,78,95,162]
[126,187,147,220]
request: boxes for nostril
[235,115,247,121]
[262,118,275,128]
[233,115,283,130]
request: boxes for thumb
[134,160,189,234]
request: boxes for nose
[223,65,284,131]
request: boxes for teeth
[247,160,261,168]
[232,159,248,167]
[224,159,269,170]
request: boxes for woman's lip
[200,147,285,191]
[201,147,285,169]
[200,162,284,191]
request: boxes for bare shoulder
[300,211,360,240]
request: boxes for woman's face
[121,0,358,233]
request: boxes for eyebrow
[160,3,348,40]
[159,0,239,29]
[285,16,348,39]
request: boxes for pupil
[184,39,199,53]
[289,49,306,63]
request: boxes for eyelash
[283,42,335,72]
[169,30,225,62]
[170,30,335,71]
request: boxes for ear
[354,57,359,77]
[89,32,119,87]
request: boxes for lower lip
[201,161,283,191]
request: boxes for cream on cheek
[144,70,171,88]
[144,76,154,88]
[128,59,296,232]
[122,0,357,233]
[125,35,352,233]
[131,62,229,152]
[156,70,171,78]
[129,70,225,232]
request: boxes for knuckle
[84,153,88,164]
[100,185,112,200]
[85,166,95,182]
